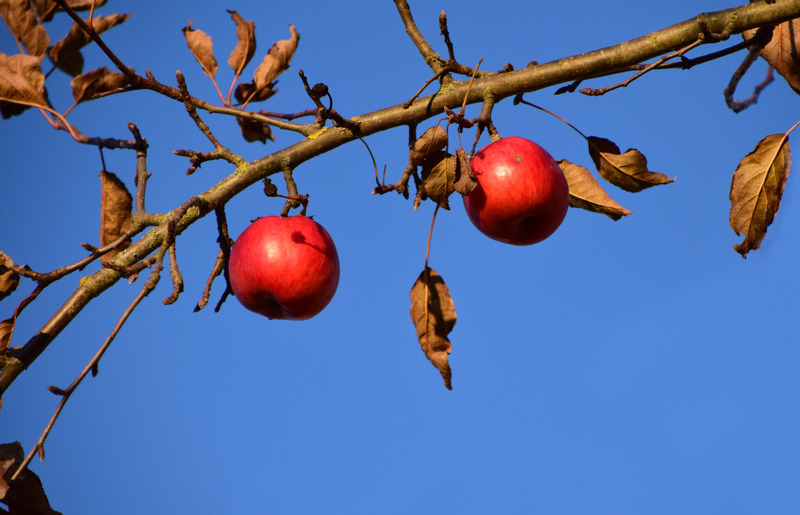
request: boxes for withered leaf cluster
[182,11,300,140]
[413,126,477,209]
[0,1,130,118]
[555,135,676,220]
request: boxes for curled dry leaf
[558,159,633,220]
[0,52,46,109]
[409,268,456,390]
[49,13,130,77]
[588,136,674,192]
[0,0,49,59]
[0,252,19,302]
[420,150,456,210]
[744,19,800,94]
[729,133,791,258]
[237,117,274,144]
[454,148,477,195]
[410,125,448,165]
[99,171,133,264]
[70,67,129,103]
[253,24,299,91]
[227,10,256,75]
[182,20,217,79]
[234,80,276,104]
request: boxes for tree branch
[3,0,800,396]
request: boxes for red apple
[463,136,569,245]
[228,215,340,320]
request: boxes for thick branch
[3,0,800,395]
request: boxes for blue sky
[2,0,799,513]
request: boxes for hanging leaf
[253,24,299,91]
[0,52,47,109]
[409,268,456,390]
[420,150,456,209]
[0,252,19,302]
[729,133,791,258]
[743,19,800,95]
[410,125,448,165]
[237,117,274,144]
[70,66,129,103]
[588,136,674,192]
[226,10,256,75]
[182,20,217,79]
[49,13,130,77]
[99,171,133,264]
[0,0,49,59]
[558,159,633,220]
[453,148,477,195]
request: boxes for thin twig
[162,244,183,305]
[439,11,455,62]
[11,245,167,481]
[581,39,703,96]
[724,26,776,112]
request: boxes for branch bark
[2,0,800,395]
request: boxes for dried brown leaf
[409,268,456,390]
[420,150,456,209]
[744,19,800,94]
[0,51,47,109]
[227,10,256,75]
[454,148,477,195]
[253,24,299,90]
[0,442,60,514]
[729,133,791,258]
[234,80,276,104]
[50,13,130,76]
[237,117,274,144]
[0,318,13,354]
[588,136,674,192]
[0,252,19,302]
[558,159,633,220]
[70,66,129,103]
[0,0,49,58]
[182,20,217,79]
[99,170,133,264]
[410,125,448,165]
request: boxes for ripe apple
[463,136,569,245]
[228,215,340,320]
